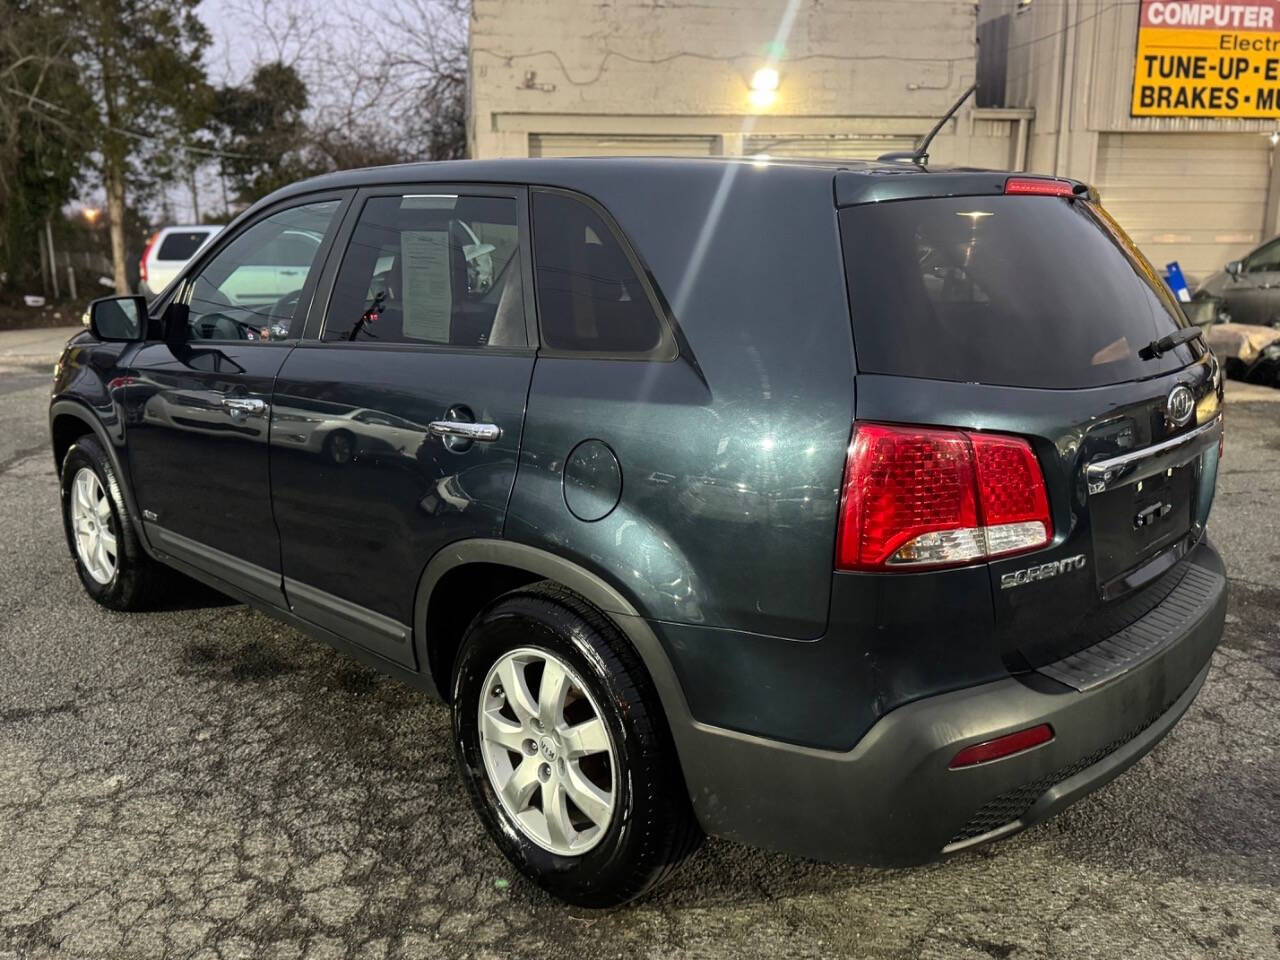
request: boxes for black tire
[324,429,355,465]
[59,435,166,611]
[452,582,702,907]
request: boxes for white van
[138,225,221,297]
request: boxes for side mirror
[1225,260,1244,277]
[88,295,147,342]
[161,300,190,344]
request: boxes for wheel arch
[49,399,151,554]
[412,540,696,736]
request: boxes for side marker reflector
[949,724,1055,768]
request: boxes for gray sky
[173,0,367,222]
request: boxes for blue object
[1165,261,1191,303]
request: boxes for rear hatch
[837,176,1223,675]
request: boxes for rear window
[156,230,212,261]
[839,195,1196,388]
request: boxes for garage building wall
[997,0,1280,282]
[1096,133,1272,279]
[469,0,1025,167]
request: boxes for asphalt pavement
[1,338,1277,959]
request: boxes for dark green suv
[51,157,1227,906]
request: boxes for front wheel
[60,435,166,610]
[451,583,701,907]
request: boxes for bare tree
[377,0,469,161]
[222,0,336,76]
[224,0,469,172]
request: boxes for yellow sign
[1132,0,1280,116]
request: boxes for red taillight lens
[1003,176,1075,197]
[139,231,159,284]
[836,423,1052,571]
[837,425,980,570]
[949,724,1054,768]
[970,432,1052,556]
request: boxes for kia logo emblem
[1166,384,1195,428]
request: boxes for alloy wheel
[70,467,116,585]
[477,646,617,855]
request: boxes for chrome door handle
[428,420,502,442]
[222,397,268,417]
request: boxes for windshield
[839,195,1198,389]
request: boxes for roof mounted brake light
[1004,177,1076,197]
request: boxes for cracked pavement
[1,359,1278,960]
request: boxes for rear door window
[530,190,673,357]
[838,195,1197,388]
[322,194,526,348]
[157,230,213,261]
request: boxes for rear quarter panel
[506,162,854,638]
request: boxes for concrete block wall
[469,0,1018,164]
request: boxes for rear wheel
[451,582,701,907]
[60,435,167,611]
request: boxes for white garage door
[1095,132,1272,282]
[744,133,917,160]
[529,134,718,157]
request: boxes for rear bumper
[676,537,1226,864]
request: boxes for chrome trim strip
[1085,415,1222,495]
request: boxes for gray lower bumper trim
[1037,562,1225,691]
[670,537,1226,865]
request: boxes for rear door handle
[222,397,268,417]
[428,420,502,442]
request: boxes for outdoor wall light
[751,67,779,92]
[748,66,779,109]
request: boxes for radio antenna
[879,82,979,166]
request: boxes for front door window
[186,200,340,342]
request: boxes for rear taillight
[139,231,159,284]
[1003,176,1075,197]
[836,422,1052,571]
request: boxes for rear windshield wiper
[1140,325,1203,360]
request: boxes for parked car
[51,158,1226,907]
[1202,321,1280,386]
[271,399,429,464]
[138,225,221,298]
[1195,234,1280,327]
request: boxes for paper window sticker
[400,230,452,342]
[400,195,458,210]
